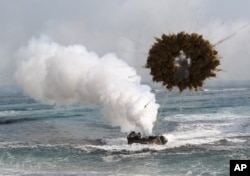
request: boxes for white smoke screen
[15,36,159,134]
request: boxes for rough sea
[0,82,250,176]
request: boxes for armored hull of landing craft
[127,131,168,145]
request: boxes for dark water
[0,84,250,176]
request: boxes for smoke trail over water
[15,36,159,134]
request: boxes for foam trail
[15,36,159,134]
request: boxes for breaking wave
[204,87,250,92]
[162,113,250,149]
[0,117,38,125]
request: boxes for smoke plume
[15,36,159,134]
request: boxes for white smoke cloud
[15,36,159,134]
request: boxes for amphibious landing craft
[127,131,168,145]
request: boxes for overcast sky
[0,0,250,86]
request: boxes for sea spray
[15,36,159,134]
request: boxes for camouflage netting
[146,32,221,92]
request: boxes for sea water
[0,83,249,176]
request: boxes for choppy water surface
[0,84,249,176]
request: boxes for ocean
[0,83,249,176]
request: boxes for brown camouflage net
[146,32,220,92]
